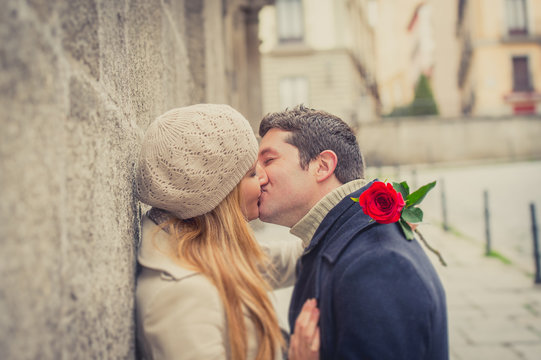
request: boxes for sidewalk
[420,223,541,360]
[255,221,541,360]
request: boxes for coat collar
[308,180,378,263]
[291,179,369,247]
[138,215,198,280]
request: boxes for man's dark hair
[259,104,364,183]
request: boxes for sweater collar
[290,179,368,247]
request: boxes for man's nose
[257,163,268,186]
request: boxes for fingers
[310,327,320,352]
[295,299,316,335]
[289,298,320,360]
[288,331,298,358]
[303,305,319,343]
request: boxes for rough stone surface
[60,0,100,80]
[183,0,206,103]
[0,2,66,358]
[0,0,256,358]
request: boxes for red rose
[356,181,405,224]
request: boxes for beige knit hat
[136,104,258,219]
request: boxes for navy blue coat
[289,181,449,360]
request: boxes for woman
[135,104,318,360]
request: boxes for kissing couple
[135,104,449,360]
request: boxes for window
[276,0,304,42]
[279,77,308,109]
[512,56,531,92]
[506,0,528,35]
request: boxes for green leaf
[402,207,423,223]
[406,181,436,207]
[392,181,409,200]
[399,219,414,240]
[351,197,359,203]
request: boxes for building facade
[431,0,461,117]
[206,0,274,130]
[457,0,541,116]
[373,0,427,115]
[258,0,380,127]
[374,0,416,114]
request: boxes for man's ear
[311,150,338,182]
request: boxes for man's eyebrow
[259,148,277,156]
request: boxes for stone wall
[0,0,269,358]
[358,116,541,166]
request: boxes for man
[258,105,448,359]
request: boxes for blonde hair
[158,185,284,360]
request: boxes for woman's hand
[288,298,320,360]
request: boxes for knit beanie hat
[136,104,258,219]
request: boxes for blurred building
[457,0,541,116]
[374,0,425,115]
[374,0,461,117]
[431,0,461,117]
[207,0,274,130]
[258,0,380,127]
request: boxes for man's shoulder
[327,221,436,275]
[319,205,406,264]
[329,223,445,298]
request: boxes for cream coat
[136,215,302,360]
